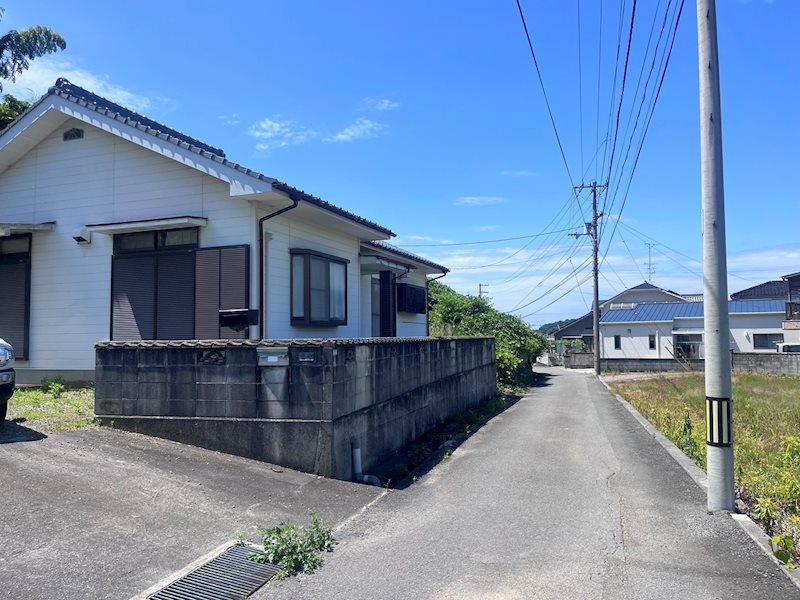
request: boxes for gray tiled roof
[361,240,449,273]
[730,280,789,300]
[601,299,786,323]
[42,78,394,237]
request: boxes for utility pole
[478,283,489,298]
[698,0,734,512]
[570,181,607,375]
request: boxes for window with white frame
[614,335,621,350]
[649,334,656,350]
[290,249,348,326]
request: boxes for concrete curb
[599,376,800,591]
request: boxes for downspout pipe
[351,437,381,486]
[258,195,300,339]
[425,272,448,337]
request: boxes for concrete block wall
[732,353,800,376]
[95,337,496,479]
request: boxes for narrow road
[260,366,799,599]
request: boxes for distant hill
[537,319,573,336]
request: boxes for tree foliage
[537,319,574,336]
[0,8,66,93]
[428,280,548,385]
[0,93,29,130]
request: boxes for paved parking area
[0,424,382,600]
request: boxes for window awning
[359,254,415,276]
[0,221,56,237]
[672,328,704,334]
[84,216,208,235]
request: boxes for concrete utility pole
[571,181,607,375]
[697,0,735,512]
[479,283,489,298]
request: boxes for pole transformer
[697,0,735,512]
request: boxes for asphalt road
[0,424,383,600]
[259,366,800,600]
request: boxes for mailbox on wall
[219,308,259,332]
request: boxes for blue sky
[4,0,798,327]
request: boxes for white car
[0,338,15,424]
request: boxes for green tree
[0,8,66,93]
[0,93,29,130]
[428,280,548,386]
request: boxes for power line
[515,0,576,189]
[604,0,638,190]
[400,228,576,247]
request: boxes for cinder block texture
[95,338,497,479]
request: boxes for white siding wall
[600,323,673,359]
[261,211,363,339]
[729,313,786,352]
[601,288,686,309]
[600,312,785,359]
[396,270,429,337]
[0,119,255,370]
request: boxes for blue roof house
[599,299,787,361]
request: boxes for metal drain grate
[148,543,280,600]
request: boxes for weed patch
[609,372,800,568]
[8,385,95,432]
[248,513,334,578]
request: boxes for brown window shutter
[194,248,221,339]
[156,252,195,339]
[112,255,156,340]
[0,262,29,358]
[219,246,248,339]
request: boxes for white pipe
[350,438,381,486]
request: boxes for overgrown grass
[6,384,96,432]
[609,372,800,566]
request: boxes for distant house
[599,299,788,360]
[0,78,447,383]
[730,280,790,301]
[552,282,693,352]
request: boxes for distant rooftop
[601,299,786,323]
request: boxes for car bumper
[0,369,14,403]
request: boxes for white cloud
[454,196,505,206]
[248,117,315,151]
[474,225,500,232]
[219,113,240,126]
[500,169,537,178]
[327,118,386,142]
[361,97,400,111]
[2,57,153,112]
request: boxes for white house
[0,79,447,382]
[599,299,788,360]
[553,281,692,352]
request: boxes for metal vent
[63,127,84,141]
[148,543,279,599]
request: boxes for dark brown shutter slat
[220,246,248,339]
[156,252,195,340]
[112,255,155,340]
[0,262,28,357]
[194,248,221,339]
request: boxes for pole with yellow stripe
[698,0,735,512]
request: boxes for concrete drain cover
[148,543,280,599]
